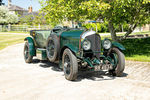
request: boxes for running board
[37,48,46,51]
[36,48,47,60]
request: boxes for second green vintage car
[24,26,125,81]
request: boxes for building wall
[134,24,150,32]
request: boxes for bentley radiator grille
[86,34,101,58]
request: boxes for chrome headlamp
[103,39,112,49]
[82,39,91,51]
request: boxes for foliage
[40,0,82,25]
[40,0,150,41]
[82,21,109,33]
[19,14,48,25]
[33,14,48,25]
[80,0,150,41]
[0,6,18,25]
[83,22,130,33]
[19,15,34,25]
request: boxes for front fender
[112,42,125,51]
[64,44,79,54]
[24,37,36,56]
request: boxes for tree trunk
[108,21,117,41]
[123,24,137,39]
[72,20,74,28]
[121,24,124,32]
[96,23,98,33]
[1,24,4,32]
[8,24,11,31]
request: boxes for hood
[61,29,84,38]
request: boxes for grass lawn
[100,31,150,62]
[120,38,150,62]
[132,31,150,35]
[0,31,28,34]
[0,33,29,50]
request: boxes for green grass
[0,33,29,50]
[120,38,150,62]
[99,31,150,62]
[0,31,28,34]
[125,55,150,62]
[132,31,150,35]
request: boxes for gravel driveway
[0,43,150,100]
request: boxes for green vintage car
[24,26,125,81]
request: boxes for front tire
[24,42,33,63]
[109,48,125,76]
[62,49,78,81]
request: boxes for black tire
[24,42,33,63]
[62,48,78,81]
[109,48,125,76]
[46,34,60,62]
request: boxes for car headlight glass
[82,39,91,50]
[103,39,111,49]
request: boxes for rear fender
[24,37,36,56]
[112,42,125,51]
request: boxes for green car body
[24,26,125,81]
[60,30,84,56]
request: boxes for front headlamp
[103,39,111,49]
[82,39,91,51]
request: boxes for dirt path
[0,43,150,100]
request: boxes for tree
[40,0,85,26]
[41,0,150,41]
[0,0,4,5]
[0,6,18,25]
[0,0,2,5]
[19,13,48,25]
[33,14,48,25]
[19,15,34,25]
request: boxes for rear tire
[46,35,60,62]
[62,49,78,81]
[109,48,125,76]
[24,42,33,63]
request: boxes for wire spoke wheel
[23,42,33,63]
[62,49,78,81]
[48,40,55,58]
[110,53,119,68]
[46,35,59,62]
[64,54,71,75]
[24,45,29,60]
[108,48,125,77]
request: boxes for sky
[3,0,41,11]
